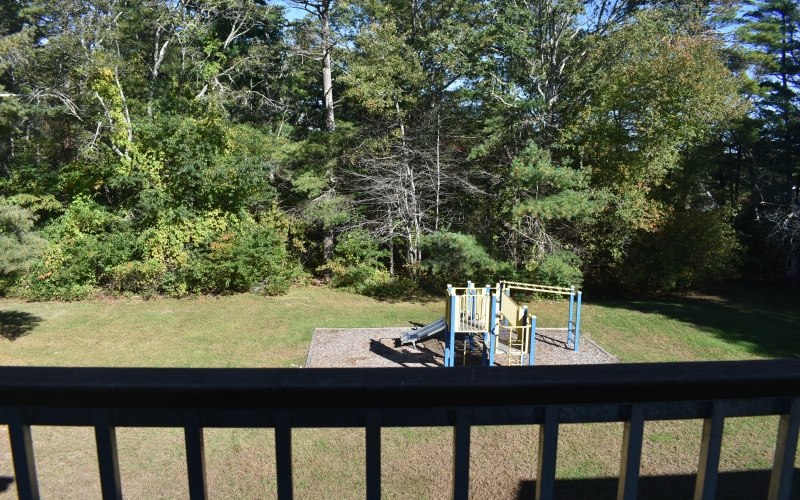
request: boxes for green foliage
[179,216,294,296]
[420,231,512,288]
[318,230,391,294]
[106,259,166,297]
[0,201,47,275]
[614,210,740,293]
[9,197,137,300]
[0,0,790,298]
[141,208,294,297]
[511,142,606,221]
[526,250,583,289]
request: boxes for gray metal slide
[400,318,447,349]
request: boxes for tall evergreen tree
[738,0,800,287]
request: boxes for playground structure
[402,280,582,367]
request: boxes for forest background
[0,0,798,301]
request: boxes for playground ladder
[505,325,529,366]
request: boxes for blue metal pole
[522,306,528,364]
[574,292,582,352]
[529,316,537,366]
[448,294,457,367]
[568,286,575,346]
[488,285,497,366]
[488,285,497,367]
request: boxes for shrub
[10,198,136,300]
[174,212,294,296]
[526,250,583,289]
[106,259,166,296]
[318,230,391,294]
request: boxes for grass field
[0,284,799,499]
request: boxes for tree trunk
[321,8,335,133]
[323,227,334,281]
[388,209,395,277]
[435,106,441,232]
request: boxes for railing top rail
[500,280,574,295]
[2,360,800,410]
[447,287,491,294]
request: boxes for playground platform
[305,327,619,368]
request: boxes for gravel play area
[306,326,619,368]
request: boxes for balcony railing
[1,359,799,500]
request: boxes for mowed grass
[0,287,443,368]
[0,283,799,499]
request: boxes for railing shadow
[0,310,43,341]
[516,469,800,499]
[0,477,14,493]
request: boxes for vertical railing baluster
[8,410,39,500]
[768,398,800,500]
[366,411,381,500]
[93,409,123,500]
[536,406,559,500]
[275,412,293,500]
[184,410,208,500]
[452,410,471,500]
[694,403,725,500]
[617,406,645,500]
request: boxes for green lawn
[0,287,443,368]
[0,283,798,499]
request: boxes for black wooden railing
[1,360,800,500]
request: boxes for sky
[276,1,307,22]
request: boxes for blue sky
[276,1,307,22]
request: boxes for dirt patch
[306,327,619,367]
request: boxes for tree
[737,0,800,287]
[338,7,481,278]
[288,0,337,132]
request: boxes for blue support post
[529,316,537,366]
[522,306,528,364]
[448,292,457,367]
[449,295,457,367]
[568,286,575,346]
[488,285,497,367]
[574,292,582,352]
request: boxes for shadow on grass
[516,469,800,499]
[0,477,13,493]
[371,291,442,305]
[598,284,800,359]
[0,310,43,341]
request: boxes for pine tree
[738,0,800,287]
[738,0,800,202]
